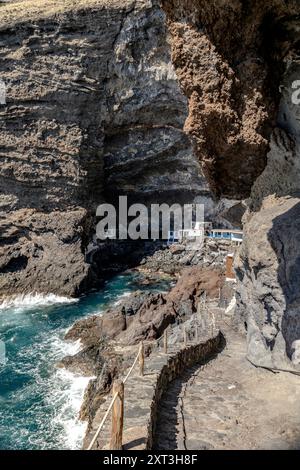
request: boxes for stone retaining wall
[146,332,223,449]
[85,331,223,450]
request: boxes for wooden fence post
[164,328,168,354]
[110,380,124,450]
[139,341,144,377]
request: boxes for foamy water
[50,369,94,450]
[0,293,78,311]
[113,291,132,306]
[0,272,171,449]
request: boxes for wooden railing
[87,341,145,450]
[87,290,222,450]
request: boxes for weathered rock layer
[161,0,300,199]
[0,0,211,298]
[1,0,300,373]
[158,0,300,371]
[236,64,300,371]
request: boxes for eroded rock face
[0,208,92,297]
[102,1,210,204]
[159,0,300,370]
[236,62,300,371]
[1,0,300,375]
[161,0,300,198]
[0,0,211,298]
[236,196,300,371]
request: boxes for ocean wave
[53,336,83,357]
[0,293,78,310]
[0,273,145,449]
[4,333,94,450]
[112,291,132,306]
[48,369,95,449]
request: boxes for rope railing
[87,391,119,450]
[123,343,143,384]
[87,290,222,450]
[87,340,152,450]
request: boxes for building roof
[210,229,243,235]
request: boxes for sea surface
[0,272,171,450]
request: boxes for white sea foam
[49,334,83,359]
[113,291,132,306]
[62,338,83,356]
[0,276,142,449]
[49,369,95,449]
[47,337,94,449]
[0,293,78,310]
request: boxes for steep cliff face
[1,0,300,373]
[236,64,300,371]
[161,0,299,199]
[0,0,211,298]
[102,1,209,204]
[160,0,300,370]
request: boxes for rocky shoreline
[59,239,237,446]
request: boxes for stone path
[83,330,221,450]
[154,326,300,450]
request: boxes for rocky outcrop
[120,266,224,344]
[0,0,212,299]
[61,263,225,439]
[1,0,300,375]
[0,207,95,297]
[236,62,300,371]
[236,195,300,371]
[64,266,224,353]
[161,0,300,199]
[139,237,240,275]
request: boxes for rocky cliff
[161,0,300,199]
[0,0,211,298]
[1,0,300,372]
[160,0,300,371]
[236,64,300,372]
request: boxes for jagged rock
[65,266,224,353]
[0,0,212,298]
[161,0,300,198]
[236,63,300,371]
[236,194,300,372]
[0,208,92,297]
[65,290,152,344]
[213,199,247,230]
[139,238,236,275]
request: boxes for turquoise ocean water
[0,273,170,450]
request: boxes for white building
[168,221,208,245]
